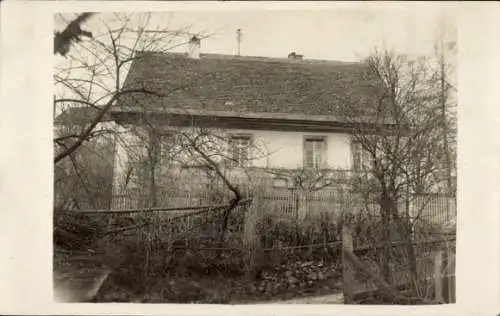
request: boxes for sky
[161,8,455,61]
[55,5,457,62]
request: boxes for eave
[109,108,401,135]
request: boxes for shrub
[252,213,342,270]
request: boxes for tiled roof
[114,52,383,122]
[54,107,112,126]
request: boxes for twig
[262,241,342,252]
[352,236,455,255]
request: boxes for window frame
[303,136,327,169]
[351,139,373,172]
[229,133,253,168]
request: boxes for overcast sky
[163,8,455,61]
[56,5,456,62]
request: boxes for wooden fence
[259,189,345,221]
[343,211,456,305]
[59,185,455,303]
[112,188,455,227]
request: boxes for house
[53,37,455,223]
[54,106,117,152]
[104,36,398,211]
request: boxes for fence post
[342,218,355,303]
[434,250,444,302]
[243,192,263,280]
[298,189,307,220]
[446,246,455,303]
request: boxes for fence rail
[111,189,455,226]
[77,198,252,215]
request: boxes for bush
[252,213,341,270]
[54,209,108,251]
[258,213,341,247]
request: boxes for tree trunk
[147,129,159,208]
[148,164,157,207]
[217,197,241,256]
[243,197,262,280]
[439,46,453,195]
[401,219,418,286]
[392,200,419,285]
[380,193,392,284]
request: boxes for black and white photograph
[51,7,458,305]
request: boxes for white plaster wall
[220,128,353,170]
[111,124,146,195]
[110,125,355,198]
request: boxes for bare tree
[433,20,457,196]
[54,130,114,211]
[339,47,456,300]
[54,12,199,165]
[53,13,230,257]
[54,13,273,251]
[116,117,270,242]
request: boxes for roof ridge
[134,50,365,67]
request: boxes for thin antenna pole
[236,28,242,56]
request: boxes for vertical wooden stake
[343,222,355,303]
[446,247,455,303]
[298,189,307,220]
[434,250,443,302]
[243,196,261,280]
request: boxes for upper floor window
[230,135,252,167]
[351,140,372,172]
[304,137,326,169]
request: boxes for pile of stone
[255,260,342,296]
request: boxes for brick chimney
[188,35,201,59]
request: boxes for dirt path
[258,293,343,304]
[54,269,110,302]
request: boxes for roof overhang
[109,108,401,135]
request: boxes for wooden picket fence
[111,189,455,228]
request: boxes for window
[351,140,372,172]
[230,135,252,167]
[157,132,175,162]
[304,137,326,169]
[352,141,362,172]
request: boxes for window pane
[351,141,373,172]
[231,136,251,167]
[304,139,325,168]
[352,141,362,171]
